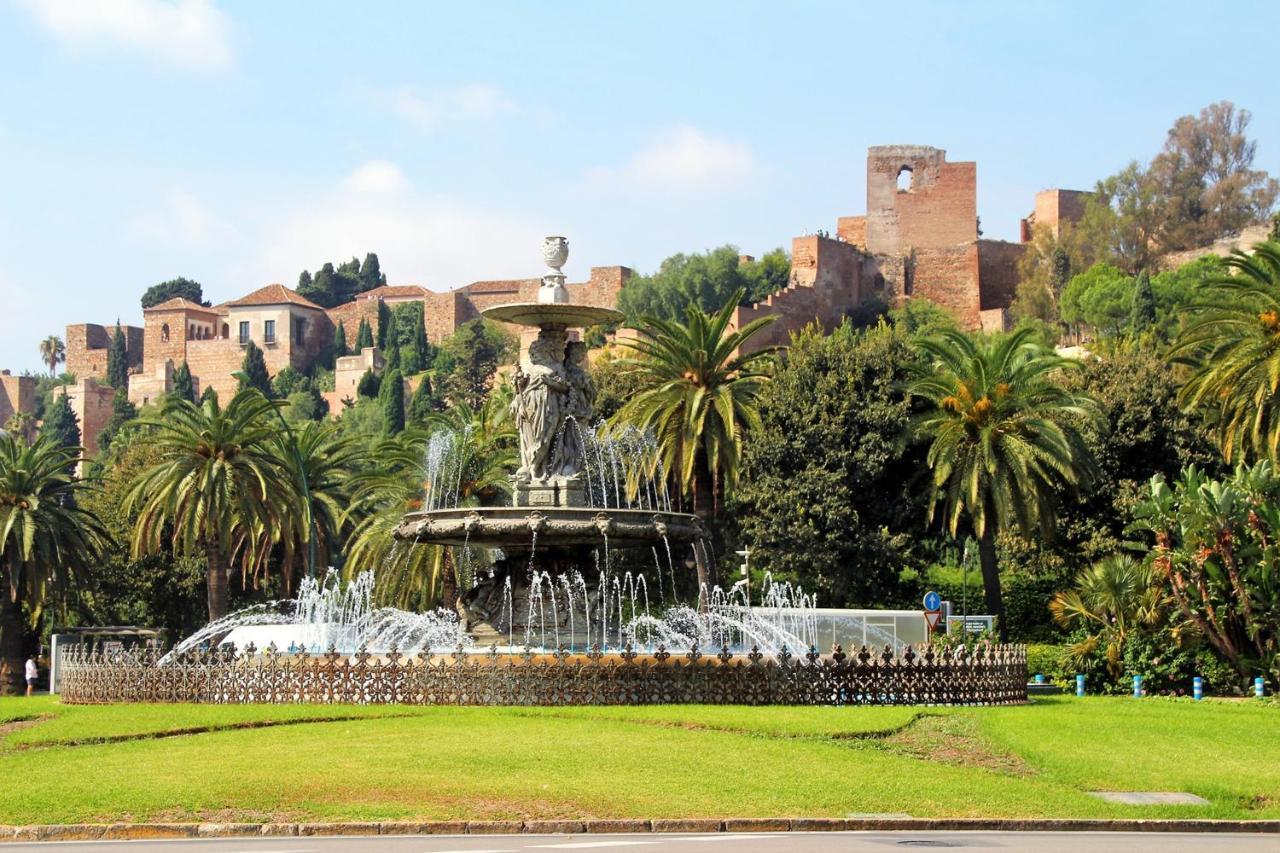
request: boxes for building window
[896,166,913,193]
[161,323,170,342]
[239,321,250,345]
[264,320,276,345]
[294,317,305,345]
[222,323,229,338]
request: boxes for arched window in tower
[896,166,913,193]
[222,323,230,339]
[161,323,170,342]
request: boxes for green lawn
[0,695,1275,824]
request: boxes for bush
[1026,644,1073,685]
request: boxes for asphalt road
[0,832,1276,852]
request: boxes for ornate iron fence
[58,643,1027,706]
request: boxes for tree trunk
[205,540,229,623]
[0,584,23,696]
[977,524,1008,642]
[691,449,714,521]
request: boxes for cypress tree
[106,323,129,390]
[238,341,273,398]
[97,389,138,454]
[200,386,218,406]
[1130,270,1156,331]
[359,252,386,292]
[408,374,436,425]
[382,311,401,371]
[355,318,374,350]
[376,300,392,349]
[379,368,405,435]
[401,304,429,374]
[171,361,196,403]
[333,321,350,360]
[41,392,81,450]
[356,369,381,399]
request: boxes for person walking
[24,655,37,697]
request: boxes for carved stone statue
[511,331,568,484]
[557,340,595,477]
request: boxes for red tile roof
[357,284,430,301]
[225,284,324,310]
[142,297,219,314]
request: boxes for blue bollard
[1193,676,1203,700]
[1035,673,1046,684]
[1132,674,1143,698]
[1256,677,1266,698]
[1076,674,1086,697]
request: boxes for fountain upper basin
[480,302,624,329]
[393,506,705,549]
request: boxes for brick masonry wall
[836,216,867,248]
[976,240,1026,310]
[866,145,977,256]
[60,378,115,456]
[910,245,983,329]
[183,339,246,401]
[65,323,144,380]
[0,372,35,424]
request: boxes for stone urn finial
[542,235,569,272]
[538,236,571,305]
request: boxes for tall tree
[355,318,374,350]
[171,361,196,403]
[40,393,81,451]
[909,328,1100,639]
[359,253,386,293]
[408,374,437,425]
[437,319,514,409]
[38,335,65,378]
[379,369,405,435]
[106,324,129,390]
[126,391,289,621]
[1130,270,1156,332]
[237,341,272,398]
[376,300,392,350]
[381,311,401,371]
[618,246,789,323]
[140,277,204,310]
[96,389,138,455]
[332,321,350,360]
[0,433,108,693]
[1171,241,1280,461]
[614,290,777,520]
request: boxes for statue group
[510,330,596,506]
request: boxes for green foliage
[613,290,776,519]
[356,369,380,399]
[1131,461,1280,686]
[237,341,272,399]
[617,246,789,323]
[381,311,400,371]
[96,390,138,456]
[170,362,196,404]
[37,335,65,377]
[436,319,515,409]
[355,318,374,350]
[40,393,80,451]
[731,322,924,606]
[1050,555,1162,679]
[407,375,438,425]
[1060,263,1132,334]
[296,255,383,308]
[378,369,405,435]
[1170,242,1280,461]
[376,300,392,350]
[282,389,326,424]
[332,321,350,361]
[846,296,890,329]
[1129,271,1156,331]
[106,324,129,390]
[140,277,204,310]
[887,298,958,337]
[589,347,647,421]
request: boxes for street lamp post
[233,372,315,580]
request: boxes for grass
[0,695,1275,825]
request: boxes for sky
[1,0,1278,373]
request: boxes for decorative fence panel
[59,643,1027,707]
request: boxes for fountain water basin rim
[394,506,705,548]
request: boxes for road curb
[0,817,1277,841]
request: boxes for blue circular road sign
[923,590,942,611]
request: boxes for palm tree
[613,290,776,519]
[0,433,108,694]
[345,388,517,610]
[1170,241,1280,462]
[909,327,1099,640]
[125,390,289,621]
[38,336,65,378]
[1050,555,1164,679]
[244,421,363,595]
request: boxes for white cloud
[367,83,516,134]
[15,0,233,71]
[255,160,547,290]
[588,125,757,193]
[129,189,237,246]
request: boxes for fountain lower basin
[393,506,705,549]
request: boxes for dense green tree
[732,322,926,607]
[1130,270,1156,331]
[1050,555,1163,680]
[126,391,290,620]
[590,347,649,421]
[1171,241,1280,461]
[271,366,307,398]
[96,389,138,455]
[1060,263,1133,336]
[38,335,65,377]
[437,319,515,409]
[379,369,405,435]
[888,298,959,337]
[106,324,129,390]
[355,318,374,350]
[614,290,776,522]
[399,303,429,374]
[376,300,392,350]
[332,321,350,360]
[171,361,196,404]
[40,393,81,450]
[408,374,438,425]
[297,261,363,308]
[382,311,401,371]
[140,277,204,310]
[237,341,273,398]
[909,328,1101,639]
[356,369,380,399]
[0,434,108,693]
[359,253,386,293]
[199,385,217,405]
[617,246,789,323]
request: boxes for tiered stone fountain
[393,236,708,645]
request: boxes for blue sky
[1,0,1277,372]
